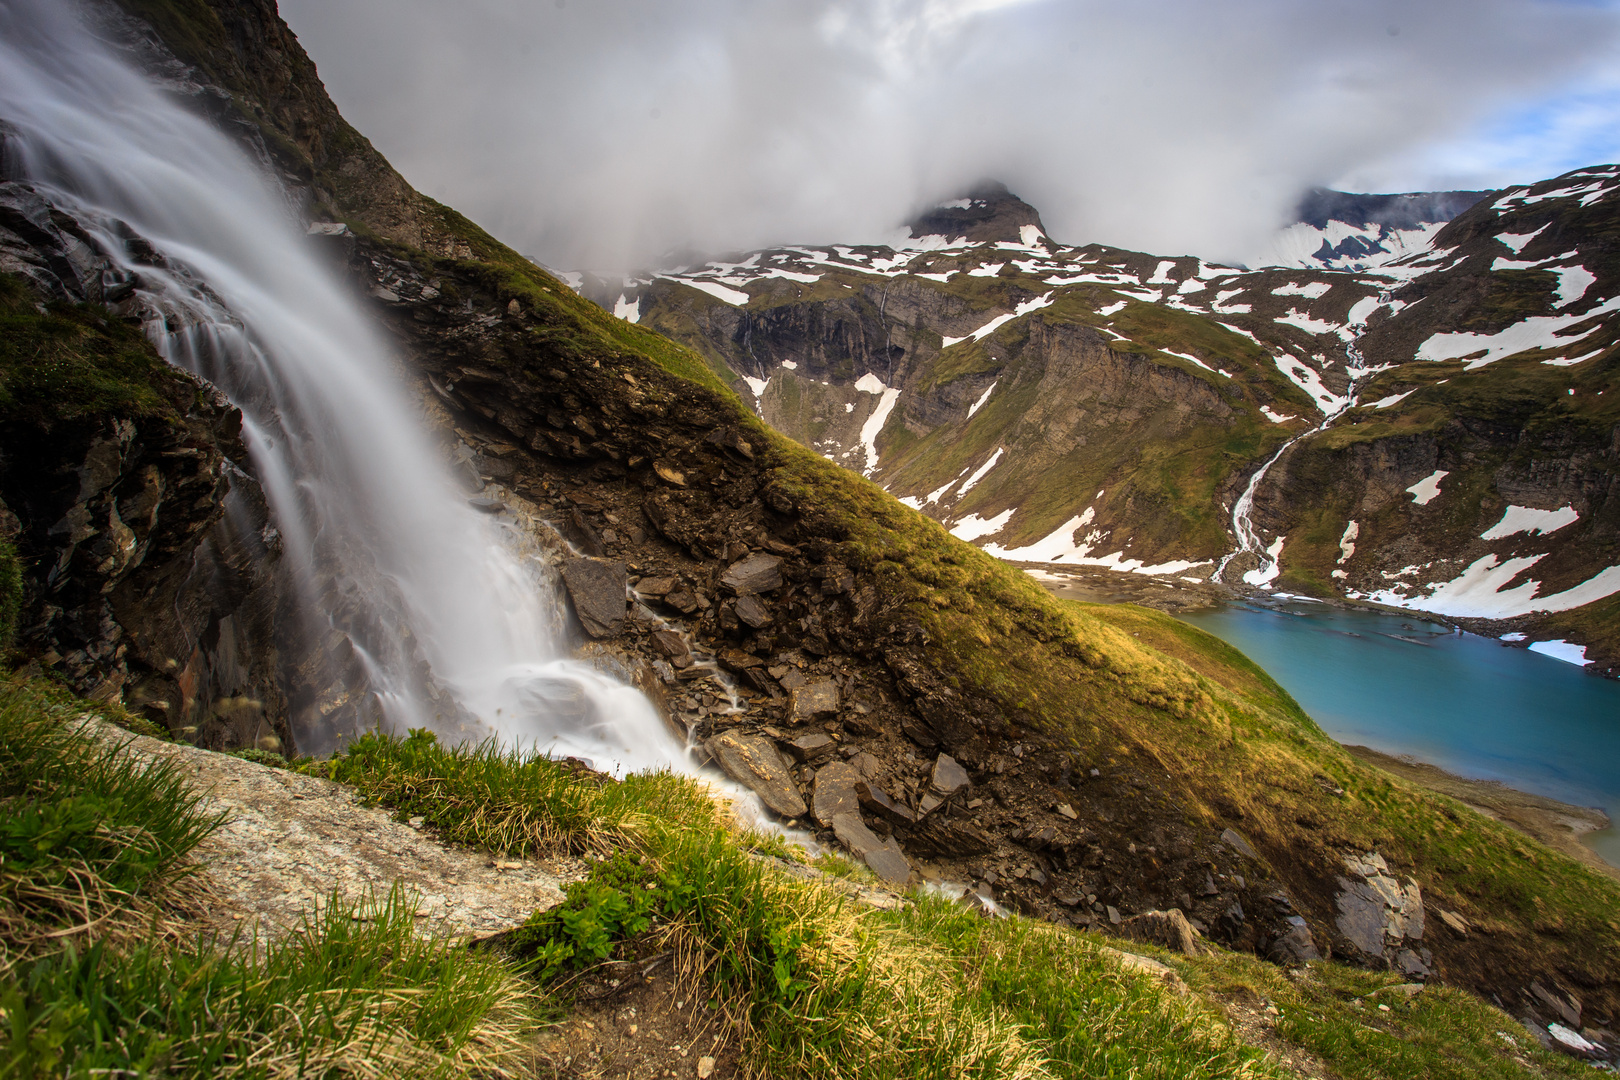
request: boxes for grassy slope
[1,666,1598,1078]
[328,727,1594,1080]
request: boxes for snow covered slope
[570,168,1620,672]
[1254,187,1490,271]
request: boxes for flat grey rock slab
[789,678,840,720]
[812,761,862,827]
[720,553,783,595]
[930,753,970,795]
[831,811,912,885]
[77,718,567,940]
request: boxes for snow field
[1406,470,1449,506]
[1480,505,1579,540]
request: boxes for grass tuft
[4,887,538,1078]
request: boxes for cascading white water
[0,0,687,774]
[1214,336,1377,587]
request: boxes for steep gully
[1215,327,1383,587]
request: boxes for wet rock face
[1334,852,1430,977]
[0,310,286,755]
[0,165,300,755]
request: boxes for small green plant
[507,851,661,981]
[2,888,537,1077]
[0,682,222,956]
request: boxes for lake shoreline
[1017,562,1618,680]
[1024,565,1620,876]
[1341,744,1620,883]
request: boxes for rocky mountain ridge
[591,175,1620,673]
[1258,186,1491,271]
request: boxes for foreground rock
[80,717,567,939]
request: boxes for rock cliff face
[7,0,1618,1026]
[603,173,1620,672]
[0,180,289,751]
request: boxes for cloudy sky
[280,0,1620,270]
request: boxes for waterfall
[1214,340,1373,588]
[0,0,687,774]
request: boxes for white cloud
[280,0,1620,269]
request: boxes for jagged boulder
[1334,852,1429,976]
[560,557,627,638]
[704,731,806,819]
[1120,908,1204,955]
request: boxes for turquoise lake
[1177,599,1620,868]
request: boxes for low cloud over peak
[282,0,1620,270]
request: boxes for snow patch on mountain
[1415,294,1620,369]
[1497,223,1548,254]
[855,373,901,476]
[1338,521,1359,565]
[1370,389,1415,409]
[1406,470,1449,505]
[949,508,1014,542]
[1274,354,1348,414]
[968,381,997,418]
[1529,640,1592,666]
[942,292,1054,347]
[1272,281,1332,299]
[957,447,1005,496]
[1275,309,1353,341]
[1481,505,1580,539]
[677,278,751,305]
[1362,557,1620,619]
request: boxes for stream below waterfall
[1178,597,1620,868]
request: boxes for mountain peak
[907,181,1049,244]
[1294,186,1491,232]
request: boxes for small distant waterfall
[1215,336,1374,588]
[0,0,687,773]
[1213,435,1302,587]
